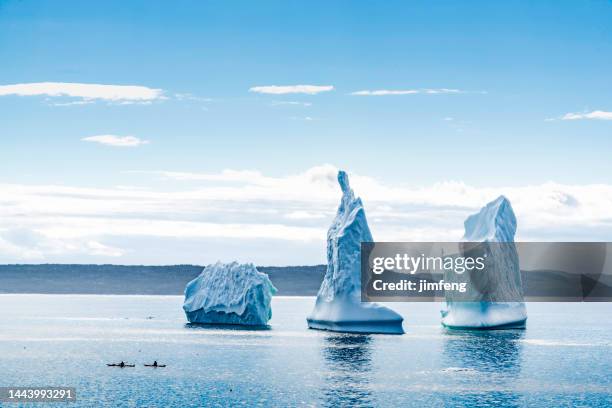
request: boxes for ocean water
[0,295,610,407]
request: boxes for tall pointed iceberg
[183,261,277,326]
[441,196,527,329]
[307,171,404,334]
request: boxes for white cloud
[49,100,96,107]
[0,82,164,103]
[284,211,327,220]
[271,101,312,107]
[351,88,463,96]
[3,164,612,263]
[86,241,125,257]
[249,85,334,95]
[82,135,150,147]
[145,169,264,182]
[561,110,612,121]
[0,228,125,260]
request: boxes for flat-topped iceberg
[441,196,527,329]
[183,261,277,326]
[307,171,404,334]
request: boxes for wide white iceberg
[183,261,277,326]
[441,196,527,329]
[307,171,404,334]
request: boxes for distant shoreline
[2,264,610,299]
[0,264,326,296]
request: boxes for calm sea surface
[0,295,610,407]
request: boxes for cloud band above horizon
[2,164,612,264]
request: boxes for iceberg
[183,261,277,326]
[307,171,404,334]
[441,196,527,329]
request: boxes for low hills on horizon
[0,264,326,296]
[0,264,610,299]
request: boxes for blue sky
[1,1,611,264]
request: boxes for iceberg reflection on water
[441,329,525,407]
[320,333,373,407]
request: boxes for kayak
[107,364,135,367]
[144,364,166,367]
